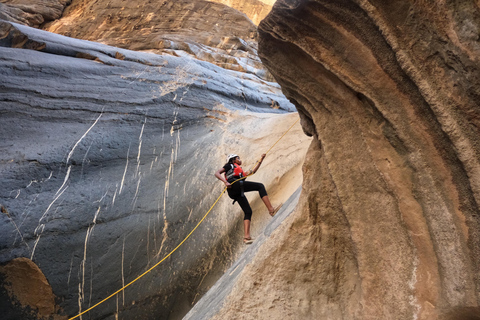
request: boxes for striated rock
[0,20,310,319]
[42,0,272,80]
[0,0,69,27]
[188,0,480,319]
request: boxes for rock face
[0,0,69,27]
[42,0,271,80]
[187,0,480,319]
[0,20,310,319]
[208,0,273,25]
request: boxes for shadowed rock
[0,257,66,320]
[0,20,310,319]
[187,0,480,319]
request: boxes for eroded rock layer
[190,0,480,319]
[42,0,271,79]
[0,0,69,27]
[0,21,310,319]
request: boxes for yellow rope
[265,117,299,156]
[69,188,226,320]
[247,118,300,172]
[68,117,300,320]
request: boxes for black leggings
[227,181,267,220]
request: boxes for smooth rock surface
[188,0,480,319]
[0,20,310,319]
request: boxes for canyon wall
[42,0,271,79]
[187,0,480,319]
[0,19,310,320]
[4,0,479,319]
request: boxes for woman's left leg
[242,181,275,213]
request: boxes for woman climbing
[215,153,281,244]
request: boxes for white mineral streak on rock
[135,119,146,179]
[66,113,103,165]
[119,145,130,196]
[6,213,31,253]
[131,176,142,210]
[408,254,421,320]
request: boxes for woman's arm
[215,167,231,188]
[249,153,266,175]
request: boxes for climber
[215,153,281,244]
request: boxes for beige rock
[208,0,273,25]
[42,0,273,79]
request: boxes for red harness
[225,163,245,183]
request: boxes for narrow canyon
[1,1,479,320]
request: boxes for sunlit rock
[208,0,273,25]
[42,0,272,80]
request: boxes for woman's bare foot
[269,204,282,217]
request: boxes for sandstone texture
[42,0,271,80]
[0,0,69,27]
[187,0,480,319]
[0,20,310,319]
[208,0,273,25]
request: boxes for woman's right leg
[236,196,253,240]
